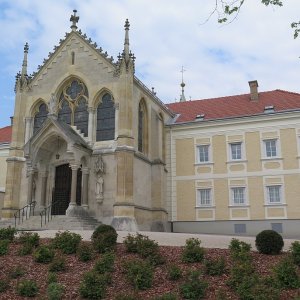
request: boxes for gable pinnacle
[22,42,29,76]
[124,19,130,63]
[70,9,79,31]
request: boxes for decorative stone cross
[70,9,79,31]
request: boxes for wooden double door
[52,164,82,215]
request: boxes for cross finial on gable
[70,9,79,31]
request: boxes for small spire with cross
[21,42,29,77]
[70,9,79,31]
[180,66,186,102]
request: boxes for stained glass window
[96,93,115,141]
[33,103,48,133]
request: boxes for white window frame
[266,185,282,204]
[231,187,246,206]
[229,142,242,161]
[264,139,278,158]
[197,188,212,207]
[197,144,210,163]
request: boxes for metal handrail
[40,200,60,228]
[14,201,37,227]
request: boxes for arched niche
[33,102,48,134]
[138,99,148,155]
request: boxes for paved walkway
[28,230,299,251]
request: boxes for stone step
[0,215,101,231]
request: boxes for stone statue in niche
[94,155,105,203]
[48,93,57,115]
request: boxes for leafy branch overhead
[212,0,299,38]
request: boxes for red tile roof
[0,126,12,143]
[166,90,300,123]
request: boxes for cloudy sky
[0,0,300,127]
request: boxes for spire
[21,42,29,77]
[123,19,130,64]
[70,9,79,31]
[180,66,186,102]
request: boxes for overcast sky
[1,0,300,127]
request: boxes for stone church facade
[2,11,300,236]
[2,11,172,231]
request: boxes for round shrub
[92,224,118,253]
[255,230,284,255]
[33,245,55,263]
[182,238,205,263]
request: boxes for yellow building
[1,12,300,237]
[167,82,300,237]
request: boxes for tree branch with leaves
[210,0,299,38]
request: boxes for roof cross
[70,9,79,31]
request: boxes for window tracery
[57,79,89,136]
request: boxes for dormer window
[195,114,205,121]
[264,105,274,114]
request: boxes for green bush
[18,232,39,247]
[77,242,93,262]
[124,233,164,265]
[52,231,82,254]
[0,226,16,241]
[204,257,226,276]
[229,238,252,262]
[47,272,58,284]
[273,256,300,289]
[153,293,178,300]
[16,279,38,297]
[49,255,67,272]
[290,241,300,266]
[0,279,9,293]
[167,264,182,281]
[124,234,139,253]
[33,245,54,263]
[182,238,205,263]
[92,224,118,253]
[124,259,153,290]
[227,260,257,291]
[0,239,10,255]
[47,282,65,300]
[255,230,284,255]
[9,265,26,279]
[79,270,110,299]
[18,243,33,256]
[180,270,208,299]
[94,252,115,274]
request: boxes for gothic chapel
[2,11,173,231]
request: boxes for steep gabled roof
[166,89,300,124]
[0,126,12,143]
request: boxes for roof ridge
[0,125,12,130]
[167,89,299,105]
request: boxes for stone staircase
[0,215,101,231]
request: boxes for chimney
[10,116,14,126]
[248,80,259,101]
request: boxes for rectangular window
[267,185,281,203]
[198,145,209,163]
[232,187,246,205]
[230,143,242,160]
[264,139,277,157]
[197,189,211,206]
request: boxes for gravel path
[27,230,299,251]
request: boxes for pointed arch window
[138,100,148,154]
[57,79,89,137]
[33,103,48,133]
[96,93,115,141]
